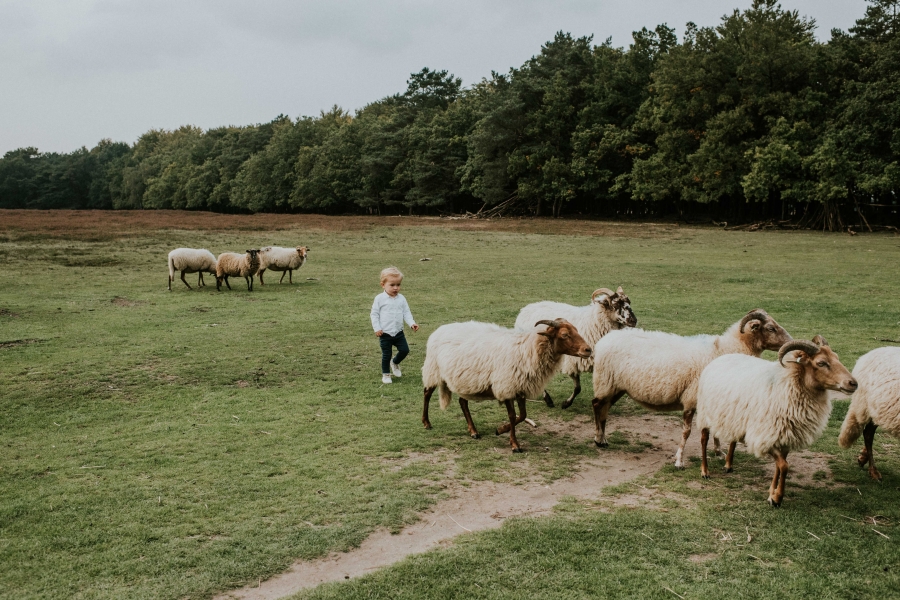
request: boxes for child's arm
[371,296,383,336]
[402,297,418,332]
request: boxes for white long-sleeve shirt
[371,292,416,336]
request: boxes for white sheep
[167,248,217,291]
[514,286,637,409]
[696,337,857,506]
[258,246,309,285]
[215,250,261,291]
[421,319,592,452]
[838,346,900,481]
[591,309,792,467]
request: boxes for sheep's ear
[616,286,624,294]
[748,321,761,332]
[812,335,829,347]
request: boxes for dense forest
[2,0,899,230]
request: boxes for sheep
[257,246,309,285]
[514,286,637,409]
[590,309,792,467]
[421,319,592,453]
[215,249,261,291]
[696,337,857,506]
[838,346,900,481]
[167,248,217,291]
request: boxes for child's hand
[375,330,383,337]
[412,324,419,332]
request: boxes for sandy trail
[214,412,832,600]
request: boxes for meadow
[1,210,898,599]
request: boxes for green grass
[2,218,899,599]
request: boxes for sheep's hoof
[724,467,733,474]
[595,441,608,448]
[857,455,868,468]
[767,497,782,508]
[512,447,523,453]
[423,422,432,430]
[870,469,883,482]
[701,473,710,480]
[542,392,554,408]
[561,400,573,410]
[471,433,480,440]
[674,464,685,470]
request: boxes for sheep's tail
[439,382,452,410]
[167,255,175,286]
[838,401,866,448]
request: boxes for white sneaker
[382,374,392,384]
[390,360,402,377]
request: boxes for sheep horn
[739,309,768,333]
[534,319,562,328]
[811,334,829,347]
[592,288,615,302]
[778,340,820,367]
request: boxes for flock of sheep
[421,288,900,507]
[166,246,309,291]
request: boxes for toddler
[371,267,418,384]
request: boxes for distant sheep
[421,319,592,452]
[591,309,792,467]
[696,337,857,506]
[258,246,309,285]
[215,250,261,291]
[167,248,217,291]
[515,286,637,408]
[838,346,900,481]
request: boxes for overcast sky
[0,0,868,156]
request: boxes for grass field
[1,210,899,599]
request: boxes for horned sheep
[258,246,309,285]
[514,287,637,409]
[696,337,857,506]
[838,346,900,481]
[167,248,217,291]
[215,250,261,291]
[421,319,592,452]
[590,309,792,467]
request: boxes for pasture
[1,210,899,599]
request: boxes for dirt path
[214,412,834,600]
[214,414,681,600]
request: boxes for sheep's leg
[560,373,581,410]
[180,271,193,290]
[724,442,736,473]
[591,393,621,448]
[861,422,881,481]
[674,409,695,469]
[713,437,722,457]
[422,386,435,430]
[503,399,522,453]
[224,276,232,290]
[496,396,527,435]
[288,269,293,284]
[198,272,205,287]
[700,428,710,479]
[246,276,254,291]
[542,390,554,408]
[767,450,789,507]
[459,398,480,439]
[259,269,265,285]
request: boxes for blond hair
[380,266,404,284]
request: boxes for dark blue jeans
[379,331,409,374]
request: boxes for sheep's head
[296,246,309,258]
[535,319,592,358]
[592,286,637,328]
[246,249,260,261]
[778,337,857,394]
[738,309,792,352]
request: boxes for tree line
[2,0,899,230]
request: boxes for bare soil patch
[215,414,686,600]
[111,296,146,307]
[0,209,693,240]
[0,338,40,349]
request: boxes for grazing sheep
[215,250,261,291]
[591,309,792,467]
[696,337,857,506]
[838,346,900,481]
[258,246,310,285]
[421,319,592,452]
[167,248,217,291]
[514,287,637,409]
